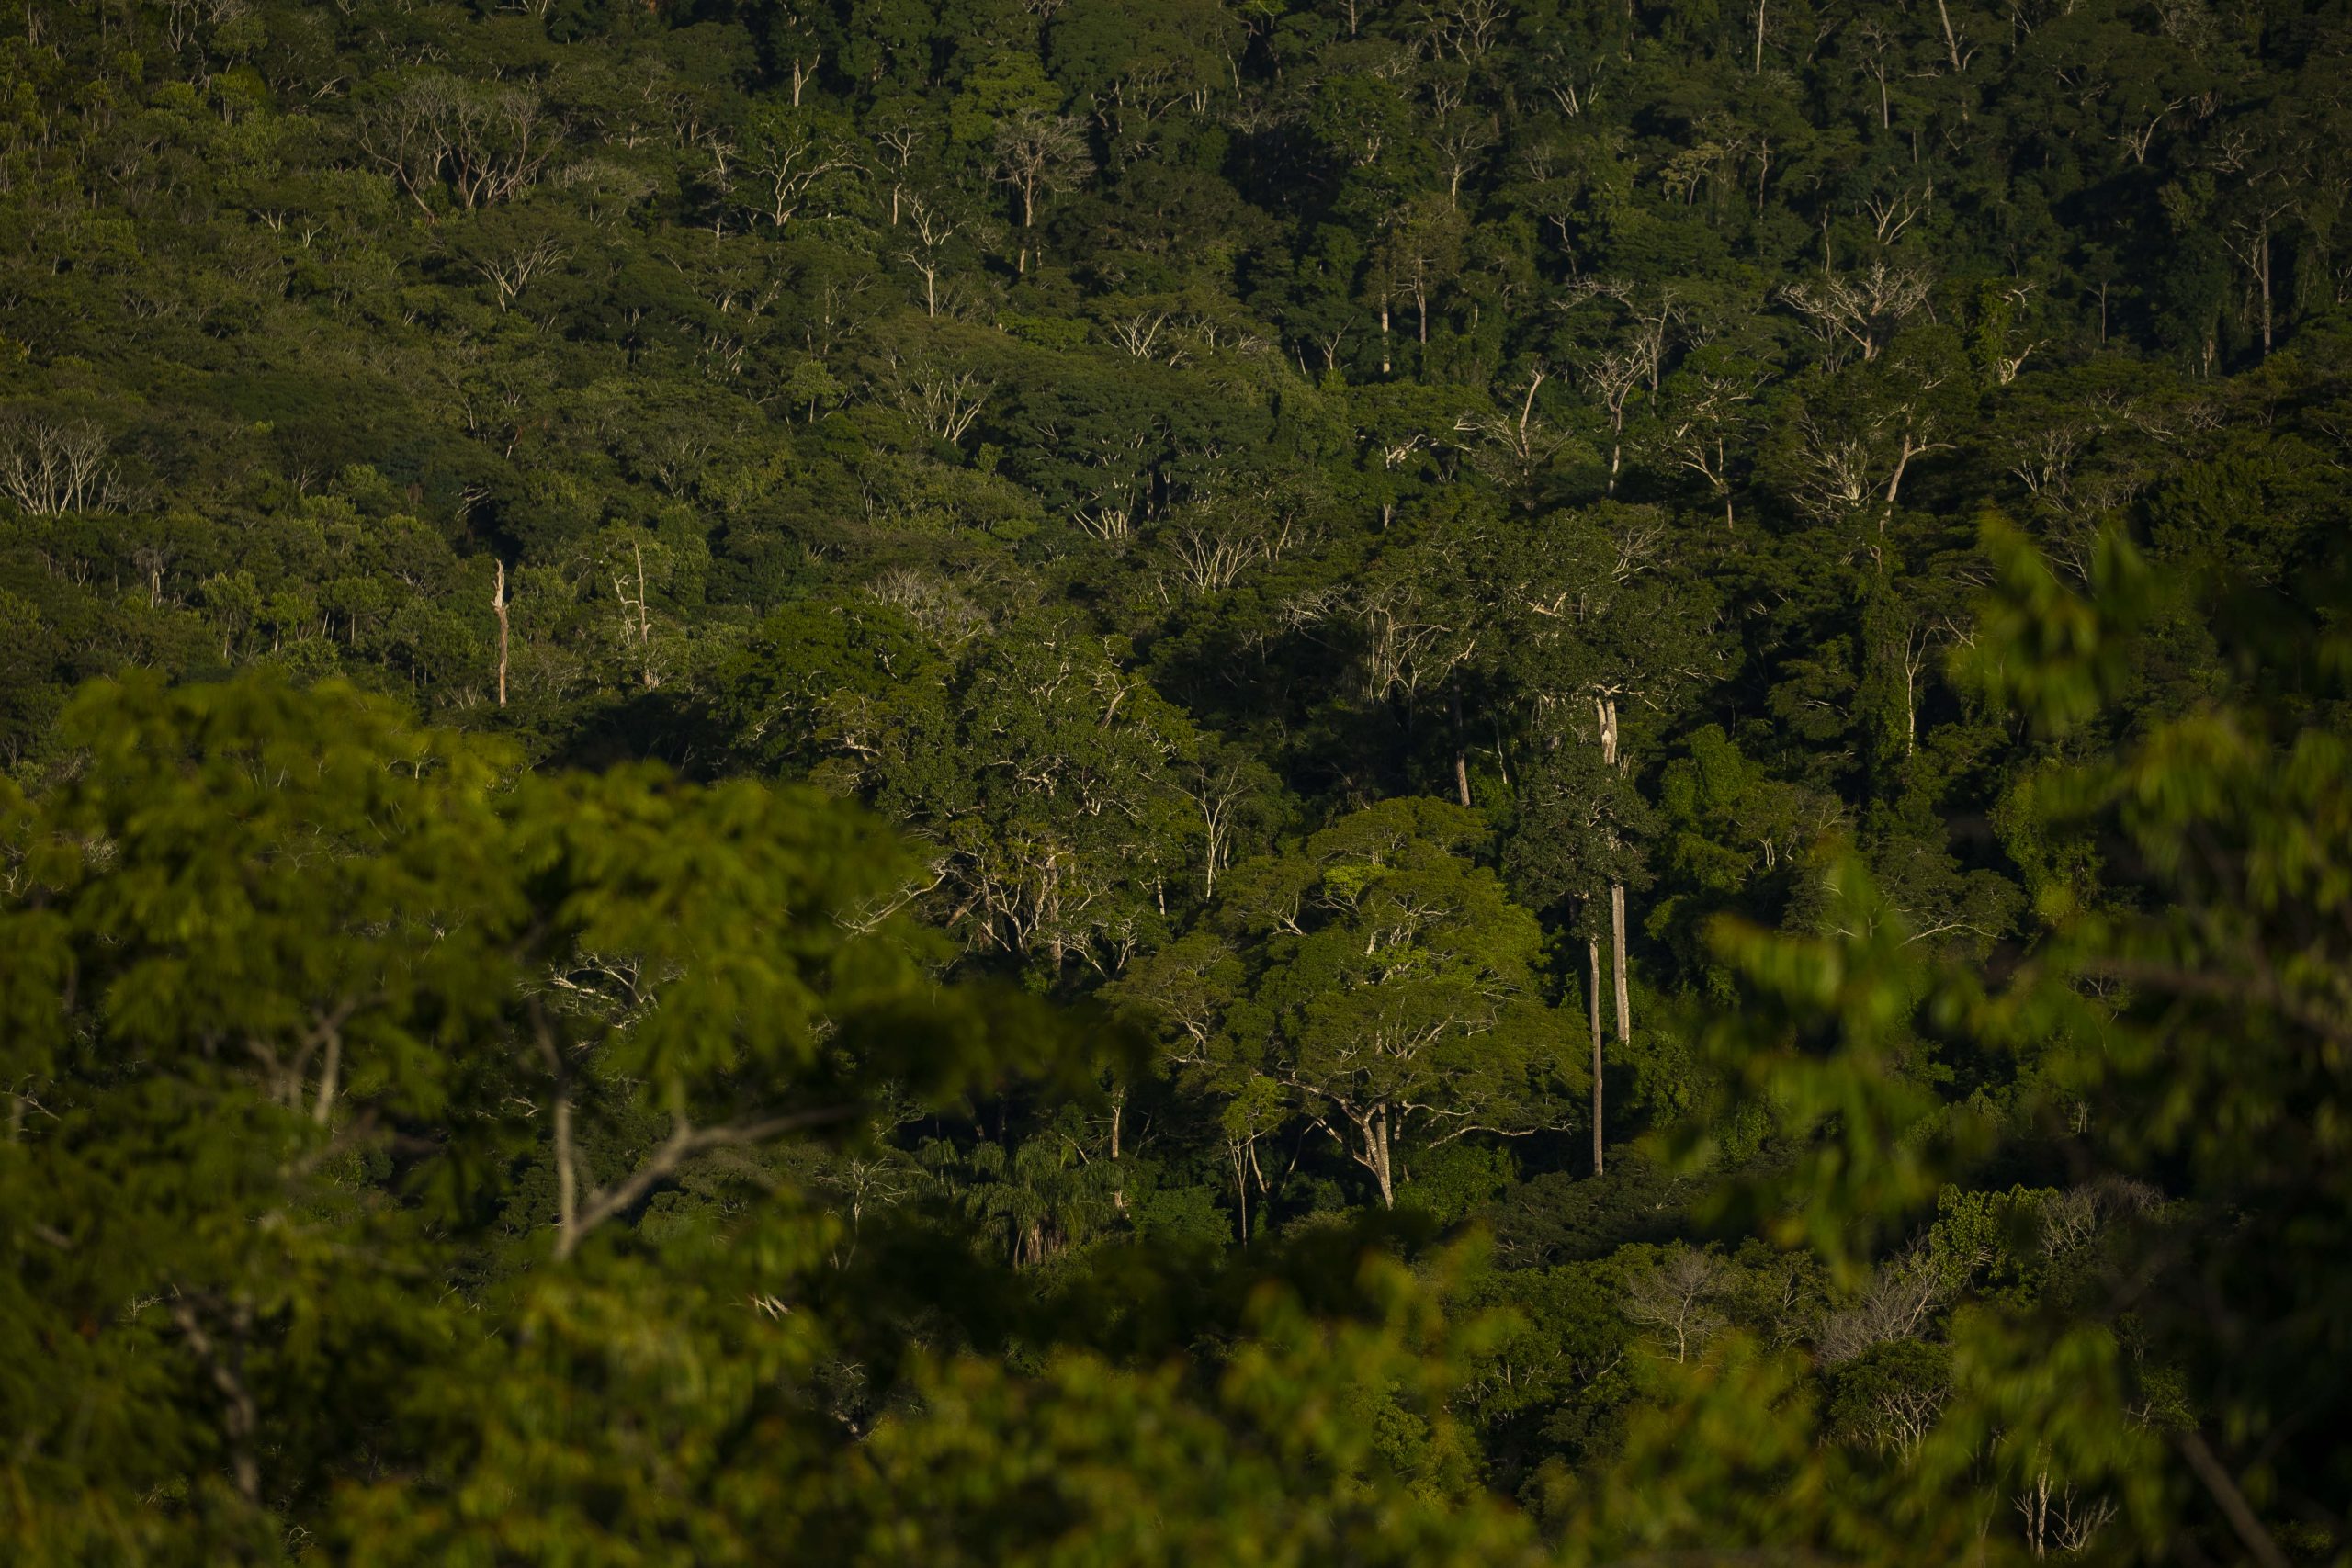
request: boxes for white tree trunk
[492,559,510,707]
[1589,933,1605,1177]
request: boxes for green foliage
[4,0,2351,1559]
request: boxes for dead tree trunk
[492,559,510,707]
[1451,692,1473,807]
[1597,694,1634,1066]
[1611,883,1632,1049]
[1589,931,1606,1177]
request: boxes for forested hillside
[4,0,2349,1561]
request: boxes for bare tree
[1780,263,1933,365]
[1779,369,1955,538]
[1170,752,1262,898]
[1585,344,1646,494]
[1781,407,1878,522]
[2222,194,2297,359]
[743,118,856,231]
[2017,1466,2119,1560]
[1852,18,1899,130]
[1107,310,1181,364]
[1282,576,1476,706]
[1860,181,1934,248]
[865,568,988,646]
[1454,366,1579,492]
[1867,1379,1949,1460]
[0,415,125,515]
[875,355,992,446]
[1419,0,1508,61]
[159,0,249,58]
[2116,99,2186,166]
[992,111,1091,273]
[168,1293,260,1504]
[357,76,559,215]
[467,233,567,312]
[1815,1247,1951,1363]
[1431,118,1494,208]
[1623,1245,1729,1362]
[1933,0,1973,73]
[1159,511,1280,596]
[1661,366,1761,527]
[610,539,660,693]
[871,117,926,226]
[897,194,960,319]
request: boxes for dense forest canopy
[2,0,2349,1561]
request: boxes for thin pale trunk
[1905,650,1918,758]
[1753,0,1765,73]
[1589,933,1605,1177]
[1380,301,1392,374]
[171,1301,260,1504]
[311,1029,340,1125]
[1595,695,1629,1167]
[492,559,510,707]
[553,1088,578,1252]
[1109,1089,1126,1213]
[1885,443,1912,510]
[1611,883,1631,1048]
[631,540,654,691]
[544,1009,580,1256]
[2258,222,2273,356]
[1451,693,1472,807]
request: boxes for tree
[1048,0,1238,141]
[0,673,1079,1551]
[1230,798,1575,1208]
[1492,504,1720,1173]
[736,104,860,233]
[1764,327,1969,543]
[1657,344,1766,527]
[0,414,126,515]
[1587,522,2352,1564]
[851,614,1199,980]
[355,75,558,216]
[8,0,2352,1556]
[1621,1244,1730,1364]
[992,110,1091,272]
[1368,197,1469,376]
